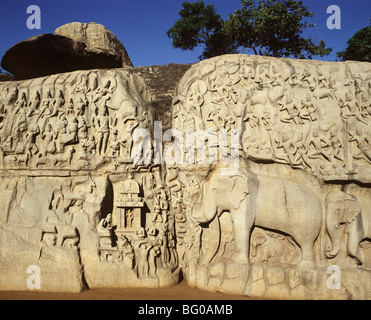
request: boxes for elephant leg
[230,208,254,264]
[298,241,315,268]
[346,225,364,265]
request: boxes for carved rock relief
[171,54,371,299]
[0,69,179,291]
[172,55,371,183]
[0,54,371,299]
[0,69,153,172]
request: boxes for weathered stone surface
[55,22,133,68]
[0,68,179,292]
[130,63,193,131]
[0,34,122,79]
[1,53,371,299]
[172,54,371,299]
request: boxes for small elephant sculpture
[325,190,370,265]
[191,166,323,267]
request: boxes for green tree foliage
[337,23,371,62]
[225,0,331,59]
[167,0,331,60]
[166,1,237,60]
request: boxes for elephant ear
[345,196,362,224]
[231,175,249,210]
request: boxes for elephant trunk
[191,200,217,224]
[325,202,341,259]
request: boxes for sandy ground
[0,279,256,300]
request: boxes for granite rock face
[171,54,371,299]
[0,68,179,292]
[0,34,122,80]
[55,22,133,68]
[0,53,370,299]
[130,63,193,131]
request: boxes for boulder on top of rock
[0,33,122,79]
[55,22,133,67]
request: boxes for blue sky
[0,0,370,67]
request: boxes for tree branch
[251,45,258,55]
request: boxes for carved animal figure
[325,190,371,265]
[52,147,75,166]
[312,87,336,100]
[191,164,323,267]
[16,152,30,166]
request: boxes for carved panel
[0,69,153,172]
[171,55,371,299]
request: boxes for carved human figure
[242,104,259,128]
[55,116,69,152]
[93,103,112,155]
[77,119,89,140]
[82,135,96,155]
[160,224,171,266]
[117,235,134,269]
[137,242,152,278]
[66,98,75,117]
[2,136,13,153]
[148,244,161,277]
[109,129,120,156]
[25,123,40,156]
[120,116,138,159]
[14,120,28,155]
[260,109,273,130]
[329,129,344,162]
[274,132,295,164]
[97,213,113,233]
[279,95,300,124]
[152,193,163,223]
[307,127,331,162]
[349,127,371,164]
[28,90,41,118]
[300,93,317,122]
[291,132,314,172]
[188,80,207,120]
[126,209,134,228]
[158,188,169,223]
[37,91,54,121]
[340,92,368,125]
[316,70,329,88]
[14,92,27,116]
[300,69,316,89]
[206,103,233,131]
[48,90,65,119]
[75,98,86,118]
[67,118,78,143]
[243,135,260,157]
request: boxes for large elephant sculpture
[191,167,323,267]
[325,190,370,265]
